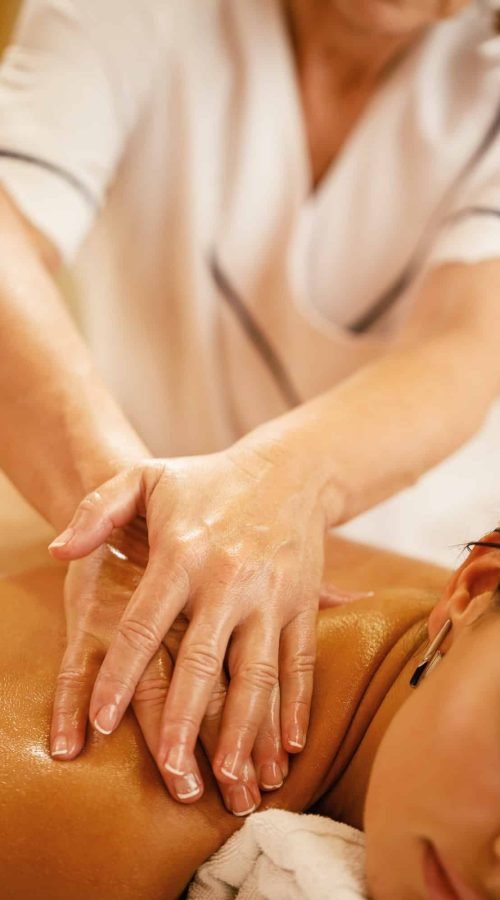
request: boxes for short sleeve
[0,0,169,262]
[427,121,500,270]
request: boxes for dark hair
[466,528,500,553]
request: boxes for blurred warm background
[0,0,19,46]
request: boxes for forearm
[245,269,500,526]
[0,192,149,531]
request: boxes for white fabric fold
[188,809,367,900]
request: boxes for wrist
[42,370,153,530]
[49,445,151,533]
[234,408,347,528]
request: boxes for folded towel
[188,809,367,899]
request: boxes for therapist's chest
[97,4,500,381]
[295,65,379,191]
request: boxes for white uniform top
[1,0,500,563]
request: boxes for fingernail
[94,703,119,735]
[51,735,69,758]
[287,725,305,750]
[227,784,257,817]
[220,751,244,782]
[164,745,191,776]
[49,528,75,550]
[175,772,202,801]
[259,762,284,791]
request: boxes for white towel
[188,809,367,900]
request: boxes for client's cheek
[363,704,449,854]
[365,826,425,900]
[364,747,423,895]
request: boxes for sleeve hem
[0,158,94,264]
[427,212,500,269]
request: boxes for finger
[157,608,234,788]
[197,666,261,817]
[88,554,190,736]
[132,646,205,804]
[212,615,280,785]
[319,584,374,609]
[48,464,163,560]
[279,607,316,754]
[131,645,173,756]
[163,616,261,816]
[251,683,288,792]
[50,633,103,760]
[186,623,286,798]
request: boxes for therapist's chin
[334,0,467,36]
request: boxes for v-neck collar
[273,0,469,207]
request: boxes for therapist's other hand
[48,438,333,796]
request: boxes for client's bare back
[0,538,447,899]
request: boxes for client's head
[365,530,500,899]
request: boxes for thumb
[48,465,154,561]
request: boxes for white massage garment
[188,808,367,900]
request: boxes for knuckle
[134,676,167,706]
[54,667,90,699]
[205,540,255,584]
[213,544,241,571]
[169,528,196,552]
[268,565,295,597]
[237,660,278,692]
[79,490,104,514]
[97,669,136,694]
[180,643,221,680]
[118,617,161,655]
[283,651,315,679]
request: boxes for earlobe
[427,574,462,642]
[427,594,454,642]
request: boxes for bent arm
[0,188,149,530]
[246,260,500,524]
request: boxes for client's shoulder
[316,588,436,675]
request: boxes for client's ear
[428,531,500,641]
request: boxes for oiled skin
[0,537,448,899]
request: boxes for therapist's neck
[285,1,425,91]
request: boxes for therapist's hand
[48,435,341,798]
[51,526,284,815]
